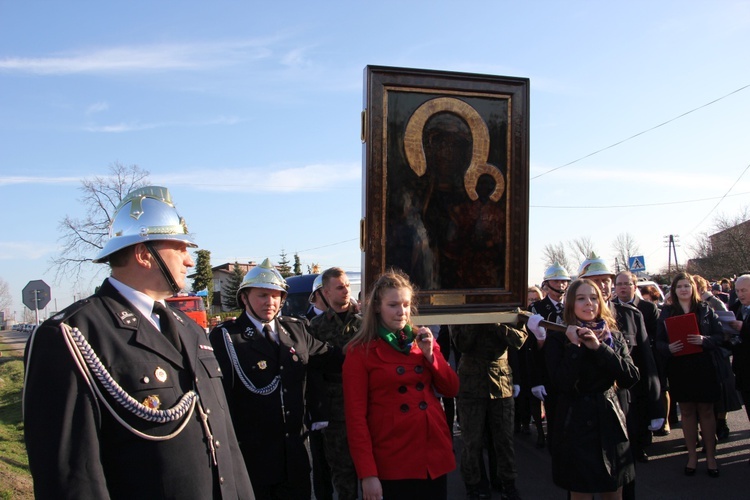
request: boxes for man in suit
[209,259,342,500]
[24,186,254,499]
[729,275,750,425]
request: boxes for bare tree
[611,232,640,273]
[568,236,594,273]
[50,163,150,286]
[688,207,750,278]
[541,242,573,273]
[0,277,12,315]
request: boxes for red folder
[664,313,703,356]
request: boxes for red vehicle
[166,294,209,333]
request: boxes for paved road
[448,407,750,499]
[5,328,748,499]
[0,328,30,354]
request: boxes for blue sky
[2,1,750,319]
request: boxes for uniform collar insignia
[119,310,138,326]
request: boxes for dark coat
[730,301,750,391]
[209,312,341,490]
[611,301,662,419]
[23,279,254,500]
[545,329,639,492]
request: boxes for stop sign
[22,280,51,310]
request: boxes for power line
[685,162,750,237]
[531,190,749,209]
[531,83,750,180]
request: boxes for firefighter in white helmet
[209,258,342,499]
[24,186,255,498]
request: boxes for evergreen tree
[192,249,213,308]
[222,263,246,311]
[278,249,293,278]
[293,253,302,276]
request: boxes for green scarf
[378,324,414,354]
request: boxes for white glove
[648,418,665,431]
[527,314,547,341]
[531,385,547,401]
[513,384,520,398]
[311,421,329,431]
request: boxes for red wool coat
[343,338,459,481]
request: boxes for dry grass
[0,343,33,499]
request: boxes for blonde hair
[345,268,416,353]
[563,279,617,330]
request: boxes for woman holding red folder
[655,272,724,477]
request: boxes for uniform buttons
[414,366,424,374]
[416,382,425,391]
[398,385,407,394]
[215,440,221,448]
[141,376,150,383]
[280,366,284,371]
[217,367,221,373]
[195,377,200,383]
[219,477,224,485]
[285,433,290,438]
[286,410,291,415]
[283,388,288,393]
[396,366,405,375]
[400,404,410,413]
[419,401,428,410]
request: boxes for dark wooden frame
[361,66,529,313]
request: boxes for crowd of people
[21,184,750,500]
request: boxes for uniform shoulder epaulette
[46,299,92,325]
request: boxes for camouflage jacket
[451,323,527,399]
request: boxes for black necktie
[555,302,563,316]
[153,302,182,351]
[263,324,279,353]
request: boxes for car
[280,272,362,319]
[281,274,319,319]
[637,279,666,304]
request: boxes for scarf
[577,318,613,347]
[378,324,415,354]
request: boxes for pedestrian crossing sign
[628,256,646,272]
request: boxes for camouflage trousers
[323,420,359,500]
[458,396,517,485]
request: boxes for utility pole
[664,234,680,274]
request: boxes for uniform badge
[257,360,268,370]
[155,367,168,382]
[142,395,161,409]
[119,310,137,325]
[292,355,299,362]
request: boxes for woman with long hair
[545,279,639,500]
[655,272,723,477]
[343,269,459,500]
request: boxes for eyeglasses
[615,282,634,287]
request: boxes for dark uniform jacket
[610,300,662,419]
[527,296,563,389]
[209,312,341,489]
[730,301,750,391]
[23,279,254,500]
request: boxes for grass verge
[0,342,33,499]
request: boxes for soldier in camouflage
[452,323,527,500]
[308,267,362,500]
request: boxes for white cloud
[0,242,59,260]
[0,38,279,75]
[0,176,81,187]
[84,115,243,133]
[154,162,361,193]
[86,101,109,114]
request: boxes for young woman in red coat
[343,269,459,500]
